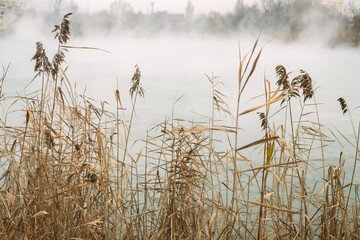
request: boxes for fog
[1,0,360,165]
[2,3,360,237]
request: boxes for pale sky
[71,0,259,14]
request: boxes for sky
[71,0,258,14]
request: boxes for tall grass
[0,14,359,239]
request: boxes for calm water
[1,32,360,183]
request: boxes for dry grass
[0,14,359,240]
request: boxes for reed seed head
[338,97,348,115]
[31,42,52,73]
[298,70,314,102]
[52,13,72,45]
[130,65,145,99]
[275,65,290,90]
[258,112,267,131]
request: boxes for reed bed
[0,14,359,240]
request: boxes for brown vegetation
[0,14,359,240]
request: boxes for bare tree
[110,0,133,15]
[50,0,64,13]
[348,0,360,17]
[260,0,291,13]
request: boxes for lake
[1,30,360,184]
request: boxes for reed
[0,14,359,239]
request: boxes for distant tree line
[11,0,360,46]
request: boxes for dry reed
[0,13,359,240]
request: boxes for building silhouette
[321,0,344,15]
[0,0,33,31]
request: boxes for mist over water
[2,3,360,238]
[2,29,360,157]
[1,1,360,178]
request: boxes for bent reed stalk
[0,13,359,240]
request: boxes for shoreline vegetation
[1,13,360,239]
